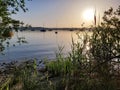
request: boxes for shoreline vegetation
[21,27,92,32]
[0,23,120,90]
[0,1,119,90]
[0,47,120,90]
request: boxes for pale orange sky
[12,0,120,28]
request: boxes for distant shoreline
[21,27,93,31]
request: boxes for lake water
[0,30,83,62]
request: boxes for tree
[0,0,30,51]
[91,5,120,63]
[90,6,120,89]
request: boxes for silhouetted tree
[0,0,30,51]
[90,6,120,89]
[91,5,120,63]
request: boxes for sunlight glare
[83,9,94,21]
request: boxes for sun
[83,9,94,21]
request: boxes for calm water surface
[0,30,81,62]
[0,30,92,62]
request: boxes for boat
[55,31,58,34]
[40,28,46,32]
[48,29,52,31]
[40,23,46,32]
[31,29,35,31]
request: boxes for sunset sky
[12,0,120,28]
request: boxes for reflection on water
[0,30,91,62]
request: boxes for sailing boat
[40,28,46,32]
[55,21,58,34]
[40,23,46,32]
[55,31,58,34]
[69,24,74,31]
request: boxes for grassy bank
[0,52,120,90]
[0,33,119,90]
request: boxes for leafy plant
[0,0,30,51]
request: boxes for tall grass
[45,28,119,90]
[0,30,119,90]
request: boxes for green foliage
[91,26,120,61]
[0,0,28,33]
[90,6,120,79]
[89,6,120,90]
[0,77,11,90]
[91,6,120,62]
[46,35,91,90]
[6,59,54,90]
[0,0,30,51]
[46,58,73,76]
